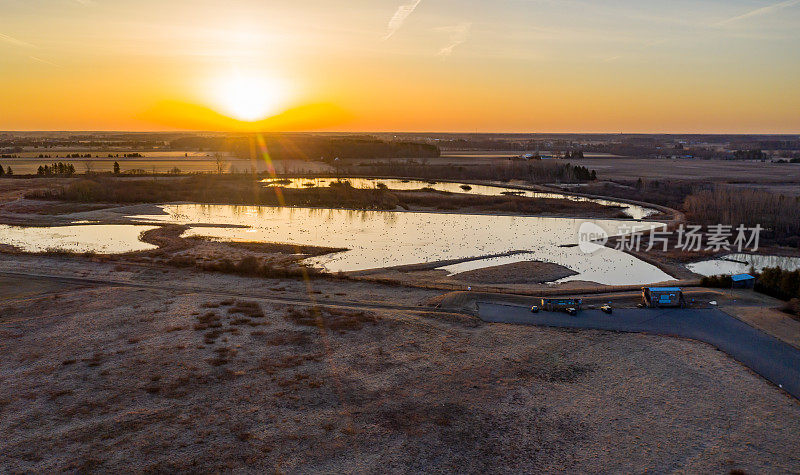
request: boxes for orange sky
[1,0,799,133]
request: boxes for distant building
[731,274,756,289]
[642,287,684,308]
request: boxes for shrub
[781,299,800,318]
[228,300,265,318]
[235,256,260,275]
[700,275,733,288]
[284,306,378,333]
[755,267,800,301]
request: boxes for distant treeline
[756,267,800,302]
[438,139,575,151]
[732,149,768,160]
[37,162,76,176]
[168,135,440,161]
[0,136,169,150]
[590,178,800,248]
[339,160,597,184]
[731,140,800,151]
[684,188,800,247]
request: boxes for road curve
[478,303,800,401]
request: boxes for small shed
[731,273,756,289]
[642,287,684,308]
[541,298,582,312]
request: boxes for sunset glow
[1,0,799,132]
[212,73,290,122]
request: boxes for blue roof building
[732,274,756,288]
[642,287,684,308]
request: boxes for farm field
[562,157,800,185]
[0,158,330,175]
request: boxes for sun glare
[214,73,288,122]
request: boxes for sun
[214,73,288,122]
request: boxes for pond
[0,177,677,285]
[0,224,158,254]
[686,254,800,276]
[125,204,674,286]
[261,177,659,220]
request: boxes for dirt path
[0,269,453,320]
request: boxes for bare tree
[215,153,227,174]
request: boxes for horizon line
[1,130,799,136]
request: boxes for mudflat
[448,260,577,284]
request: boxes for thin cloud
[437,22,471,57]
[29,56,60,67]
[715,0,800,26]
[0,33,34,48]
[384,0,422,40]
[73,0,96,5]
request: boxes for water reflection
[262,177,658,219]
[687,254,800,276]
[130,204,673,285]
[0,224,157,254]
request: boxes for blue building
[731,274,756,289]
[642,287,684,308]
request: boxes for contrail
[29,56,60,67]
[438,22,471,57]
[715,0,800,26]
[384,0,422,40]
[0,33,34,48]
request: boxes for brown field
[562,156,800,185]
[0,158,330,175]
[1,256,799,473]
[5,154,800,188]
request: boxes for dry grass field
[1,257,799,473]
[563,157,800,185]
